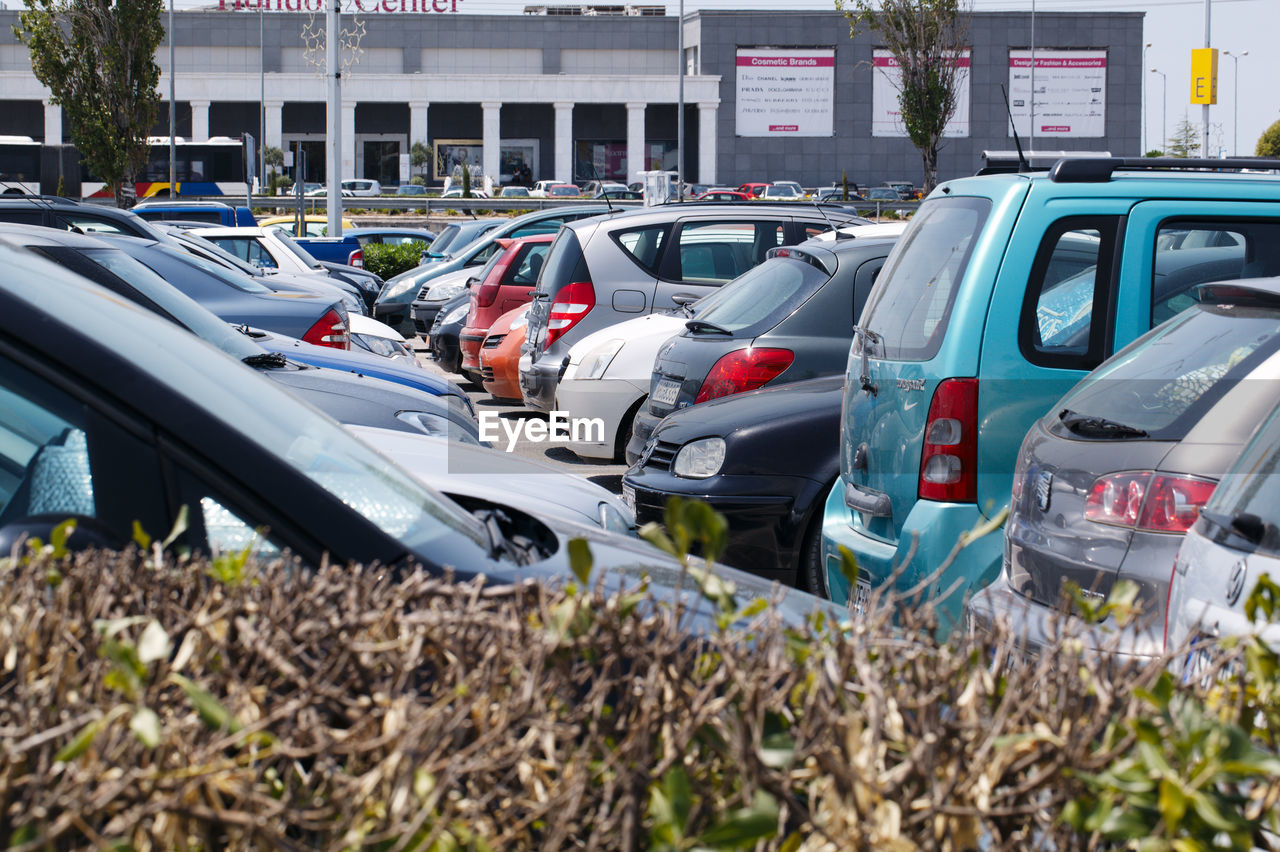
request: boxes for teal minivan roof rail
[1049,157,1280,184]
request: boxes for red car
[459,233,555,379]
[696,190,752,202]
[479,305,528,403]
[736,182,770,198]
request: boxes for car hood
[567,311,688,378]
[347,425,633,531]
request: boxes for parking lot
[413,342,630,496]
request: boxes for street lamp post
[1150,68,1167,155]
[1223,50,1248,156]
[168,0,175,196]
[1142,42,1151,154]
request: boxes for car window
[135,243,274,295]
[507,243,550,286]
[209,235,278,269]
[0,359,95,523]
[1152,220,1266,326]
[859,196,989,362]
[695,254,829,333]
[1026,227,1106,357]
[55,214,135,236]
[666,221,785,284]
[1205,401,1280,558]
[613,225,669,275]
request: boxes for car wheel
[614,396,646,463]
[798,503,830,599]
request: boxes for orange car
[479,305,528,403]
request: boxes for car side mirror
[671,293,699,307]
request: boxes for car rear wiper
[1058,408,1149,439]
[242,351,289,369]
[685,318,732,335]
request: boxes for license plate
[622,484,636,511]
[651,378,681,407]
[852,576,872,615]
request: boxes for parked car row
[414,158,1280,674]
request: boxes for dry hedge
[0,543,1274,851]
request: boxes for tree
[14,0,165,208]
[409,140,430,179]
[1257,118,1280,157]
[837,0,970,194]
[1166,117,1201,158]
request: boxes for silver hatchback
[969,275,1280,659]
[518,202,867,411]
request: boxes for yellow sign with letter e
[1190,48,1218,105]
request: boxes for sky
[3,0,1271,155]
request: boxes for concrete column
[341,100,356,180]
[626,101,646,185]
[698,102,718,186]
[264,100,284,153]
[42,100,61,145]
[482,101,501,187]
[554,101,573,183]
[189,99,210,140]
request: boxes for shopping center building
[0,5,1143,189]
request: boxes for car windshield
[693,254,830,334]
[15,253,488,555]
[858,196,989,361]
[1056,303,1280,440]
[273,232,322,267]
[135,242,275,295]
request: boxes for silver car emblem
[1034,470,1053,512]
[1226,558,1248,607]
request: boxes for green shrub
[363,240,428,280]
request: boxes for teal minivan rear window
[858,196,989,361]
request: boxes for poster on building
[735,47,835,137]
[1007,49,1107,138]
[871,50,971,138]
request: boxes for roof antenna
[586,160,614,214]
[1001,84,1032,173]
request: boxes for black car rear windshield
[534,228,589,299]
[1056,303,1280,440]
[692,254,830,335]
[858,196,989,361]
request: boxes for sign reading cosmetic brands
[735,47,835,137]
[872,49,971,138]
[1007,49,1107,138]
[218,0,462,11]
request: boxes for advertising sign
[871,50,970,138]
[1007,49,1107,138]
[735,47,835,137]
[219,0,462,12]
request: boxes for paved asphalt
[413,343,630,496]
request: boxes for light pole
[1223,50,1248,156]
[168,0,175,196]
[1142,42,1151,154]
[1150,68,1167,155]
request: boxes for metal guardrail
[82,194,920,217]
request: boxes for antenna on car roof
[584,161,614,215]
[1000,85,1032,174]
[806,195,848,240]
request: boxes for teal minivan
[820,157,1280,626]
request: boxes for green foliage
[462,162,472,198]
[836,0,970,193]
[14,0,165,208]
[55,173,66,197]
[1256,118,1280,157]
[410,139,431,172]
[841,169,849,201]
[1167,117,1202,158]
[363,240,428,280]
[262,145,283,169]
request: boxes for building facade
[0,6,1142,190]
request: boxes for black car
[0,195,166,238]
[623,376,843,593]
[0,226,481,443]
[627,230,900,463]
[0,240,829,632]
[429,290,470,375]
